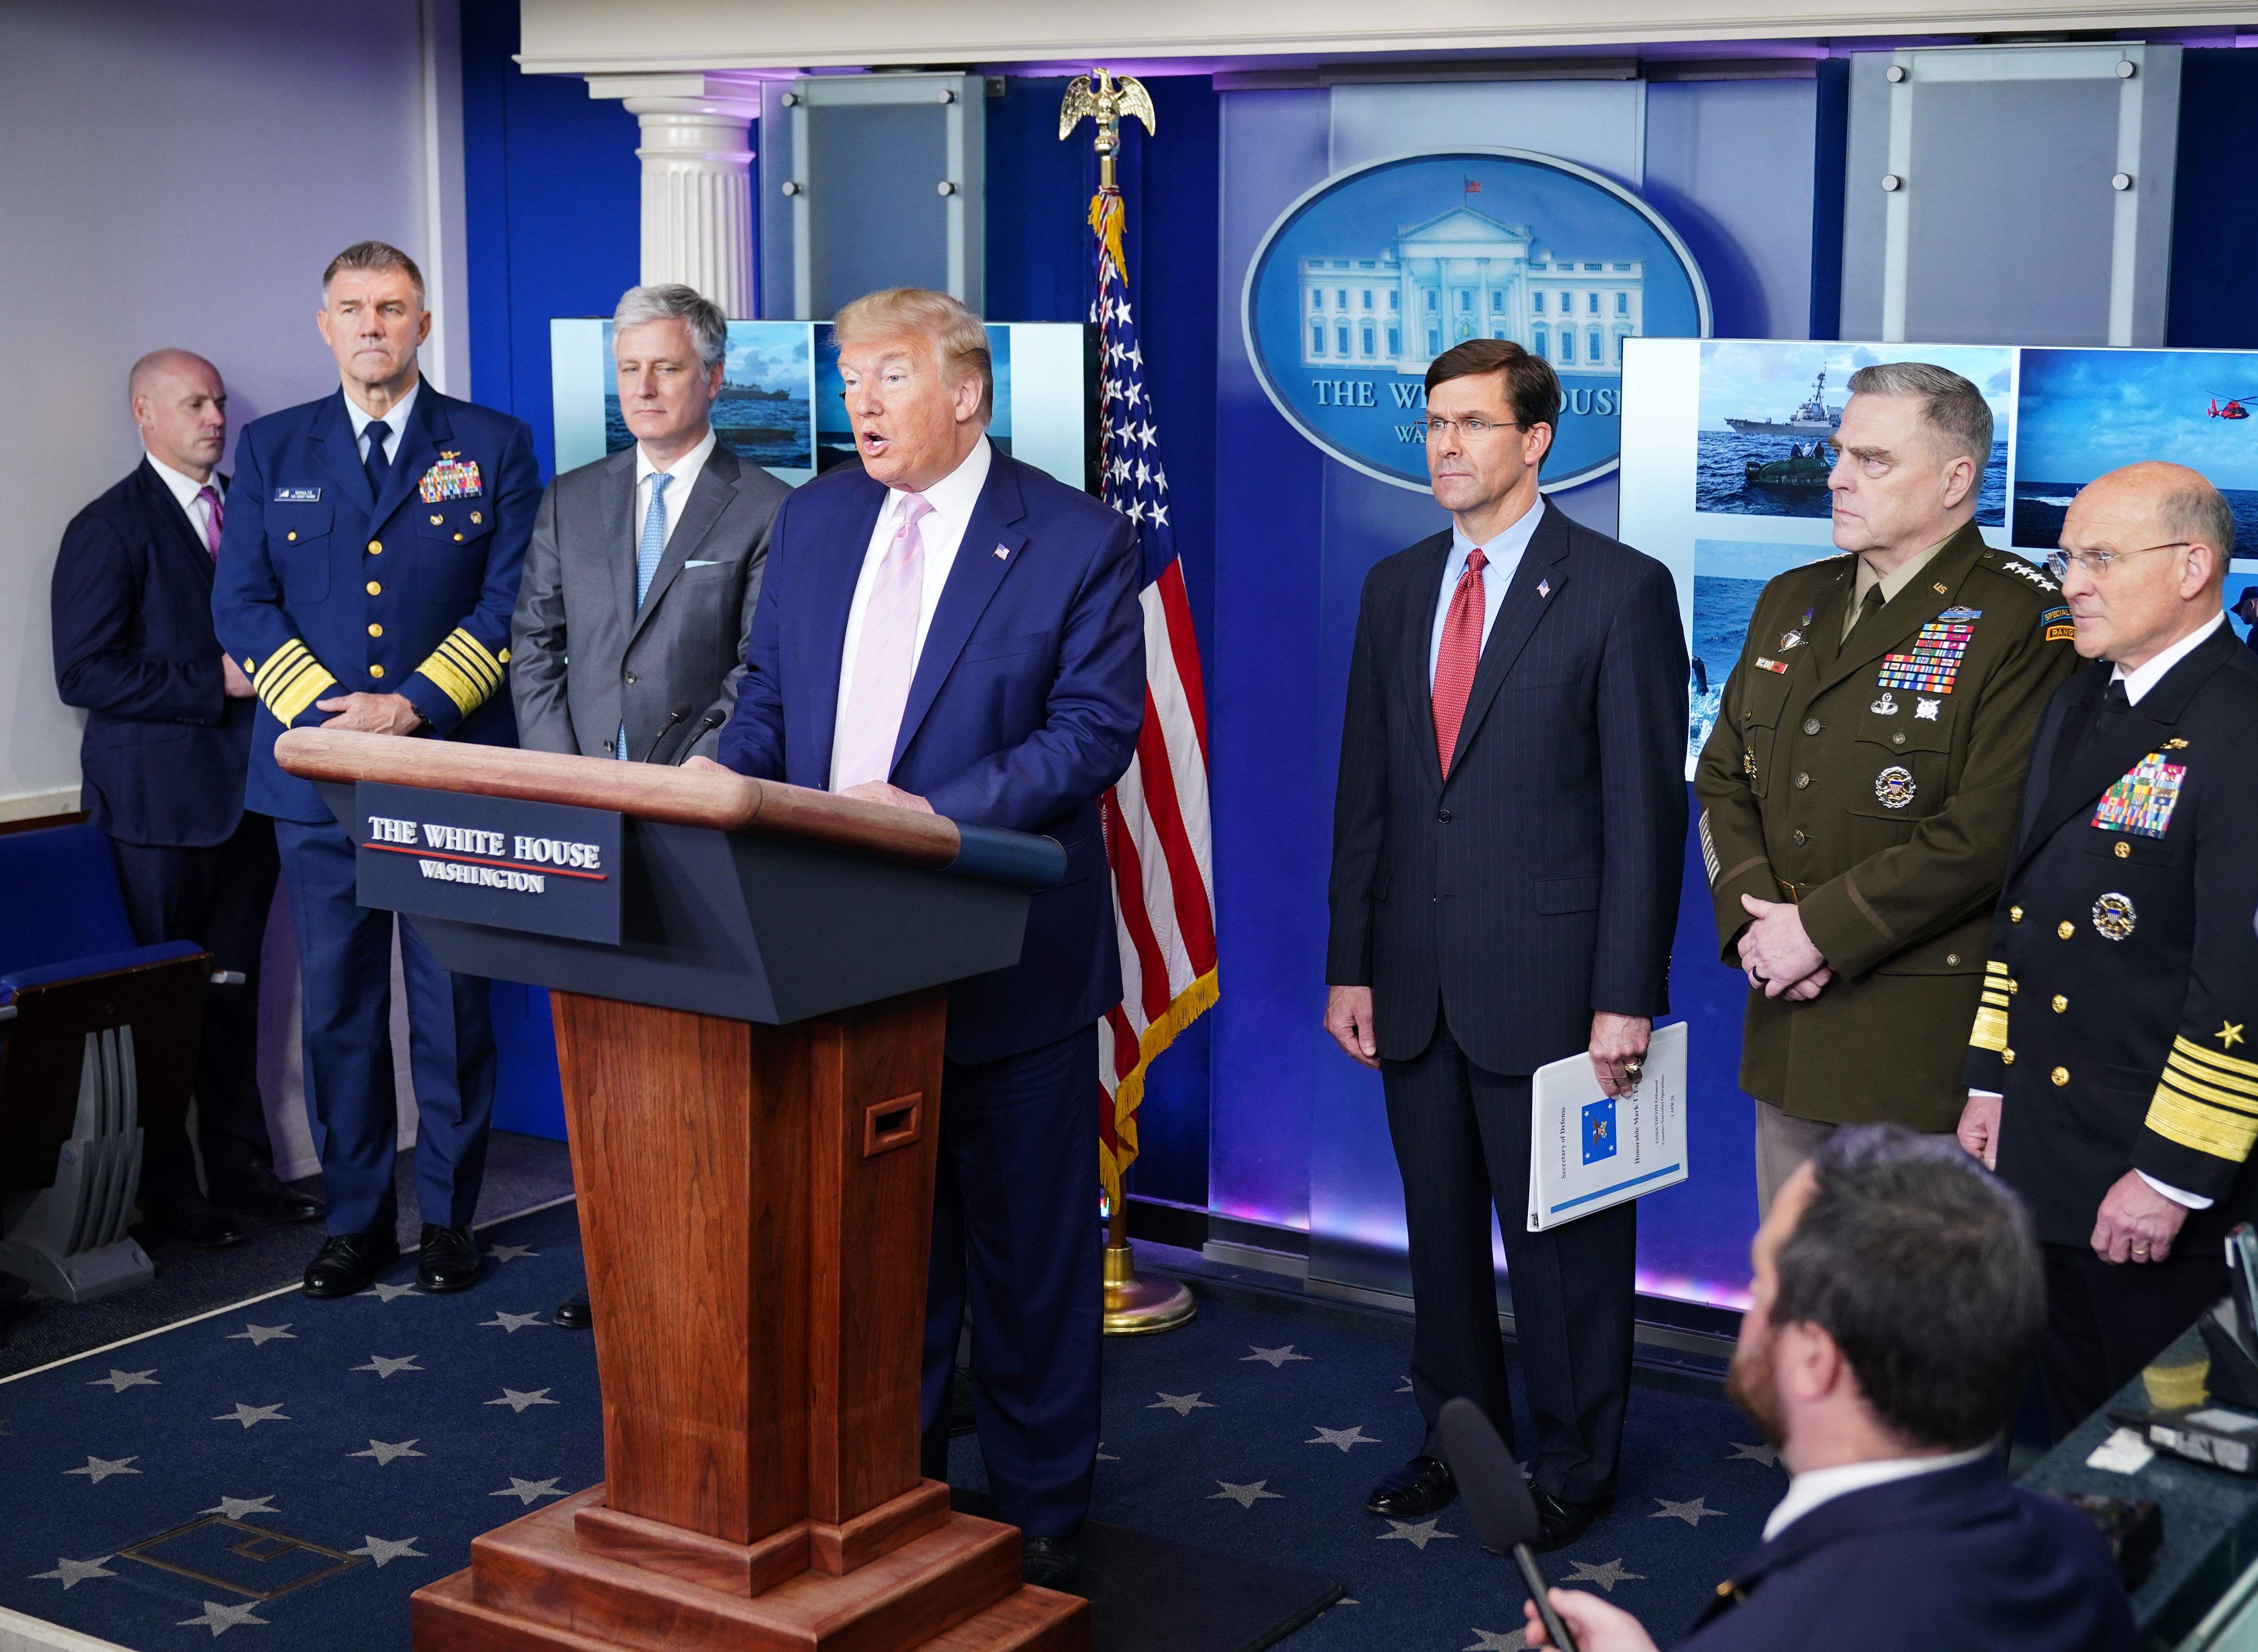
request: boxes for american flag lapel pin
[994,544,1010,560]
[1538,579,1551,598]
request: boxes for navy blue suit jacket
[211,387,538,823]
[1326,506,1688,1075]
[53,460,252,847]
[1680,1458,2132,1652]
[718,444,1145,1063]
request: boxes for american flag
[1089,185,1217,1219]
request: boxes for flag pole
[1065,68,1196,1336]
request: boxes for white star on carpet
[177,1600,268,1636]
[1209,1480,1284,1508]
[485,1388,559,1414]
[202,1496,278,1521]
[87,1368,159,1392]
[349,1535,427,1567]
[1378,1518,1457,1550]
[1727,1440,1783,1468]
[1465,1630,1528,1650]
[1241,1346,1311,1367]
[1148,1392,1216,1416]
[353,1355,423,1379]
[487,1244,537,1263]
[1097,1443,1119,1461]
[227,1323,295,1345]
[1566,1557,1645,1591]
[350,1439,426,1465]
[32,1556,116,1589]
[1397,1376,1414,1393]
[480,1310,547,1333]
[368,1282,422,1303]
[1652,1494,1726,1526]
[65,1455,139,1483]
[492,1477,565,1506]
[214,1402,289,1429]
[1307,1424,1381,1452]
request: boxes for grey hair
[613,284,727,372]
[1847,360,1994,467]
[2161,475,2237,565]
[322,241,425,311]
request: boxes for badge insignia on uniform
[418,458,484,503]
[1779,629,1805,651]
[274,486,321,503]
[2092,753,2187,838]
[1916,697,1941,721]
[2222,1022,2247,1050]
[1874,765,1917,809]
[1871,691,1899,715]
[1876,618,1975,696]
[1743,750,1757,781]
[2166,738,2190,750]
[2092,892,2137,941]
[2039,603,2075,643]
[2001,558,2061,591]
[1939,605,1983,622]
[1755,657,1790,675]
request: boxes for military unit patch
[1876,618,1975,696]
[2092,753,2187,838]
[418,458,484,503]
[2040,604,2075,643]
[2092,892,2137,941]
[1874,765,1917,809]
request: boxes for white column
[587,76,762,317]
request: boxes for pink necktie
[834,492,935,790]
[197,485,223,561]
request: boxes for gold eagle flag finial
[1059,68,1155,191]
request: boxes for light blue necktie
[617,472,675,759]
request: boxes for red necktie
[1431,548,1488,778]
[197,484,223,561]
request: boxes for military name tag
[273,485,322,503]
[1877,619,1975,696]
[418,458,484,503]
[2093,753,2187,839]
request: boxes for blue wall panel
[2168,49,2258,349]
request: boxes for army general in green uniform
[1694,362,2080,1212]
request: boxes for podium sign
[350,780,623,945]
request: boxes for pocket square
[685,559,719,568]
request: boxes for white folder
[1526,1021,1689,1232]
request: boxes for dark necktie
[364,418,393,497]
[1847,583,1885,641]
[2081,678,2132,755]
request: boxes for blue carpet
[1,1215,1779,1650]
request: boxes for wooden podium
[278,731,1089,1652]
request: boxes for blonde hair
[832,287,992,423]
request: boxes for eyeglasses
[1415,416,1531,442]
[2042,541,2193,580]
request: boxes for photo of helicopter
[2207,394,2254,420]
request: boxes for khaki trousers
[1754,1100,1840,1218]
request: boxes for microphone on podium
[671,708,728,763]
[1440,1395,1582,1652]
[636,705,695,764]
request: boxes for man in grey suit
[511,282,789,1327]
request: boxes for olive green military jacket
[1692,522,2080,1128]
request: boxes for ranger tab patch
[418,458,484,503]
[2092,752,2187,838]
[2040,604,2074,643]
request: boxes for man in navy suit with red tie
[702,287,1144,1590]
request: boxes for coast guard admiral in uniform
[212,241,539,1300]
[1959,461,2258,1436]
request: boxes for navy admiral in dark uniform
[212,242,538,1299]
[1960,461,2258,1436]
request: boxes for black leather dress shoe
[303,1230,399,1297]
[211,1165,326,1225]
[1367,1455,1458,1518]
[142,1194,249,1248]
[1020,1536,1078,1590]
[1529,1483,1609,1551]
[554,1290,592,1330]
[417,1223,482,1293]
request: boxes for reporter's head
[1728,1125,2042,1463]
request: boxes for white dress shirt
[828,436,994,790]
[635,426,718,553]
[1969,610,2232,1210]
[344,380,418,465]
[145,451,221,547]
[1427,499,1546,686]
[1761,1444,1990,1542]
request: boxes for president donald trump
[696,287,1143,1588]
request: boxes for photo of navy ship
[604,320,813,471]
[1695,341,2010,524]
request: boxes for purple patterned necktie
[196,485,223,562]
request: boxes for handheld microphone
[673,709,728,764]
[1440,1396,1581,1652]
[636,705,695,764]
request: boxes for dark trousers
[109,813,281,1207]
[917,1023,1103,1539]
[273,818,496,1238]
[2042,1241,2227,1439]
[1382,1014,1638,1504]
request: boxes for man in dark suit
[51,349,321,1246]
[213,241,539,1301]
[699,286,1143,1588]
[1960,462,2258,1436]
[1325,339,1686,1546]
[513,282,789,1329]
[1517,1128,2133,1652]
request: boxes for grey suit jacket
[511,441,790,763]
